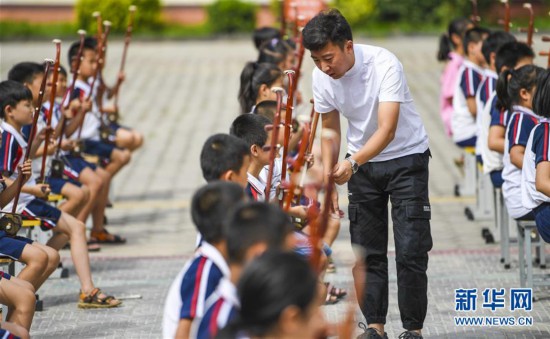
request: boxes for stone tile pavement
[1,36,550,338]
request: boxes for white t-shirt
[502,107,539,219]
[475,69,497,155]
[522,121,550,210]
[452,60,485,143]
[480,93,503,174]
[66,79,101,141]
[162,242,230,339]
[312,44,429,162]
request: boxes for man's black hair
[481,31,516,66]
[190,181,245,244]
[229,114,271,149]
[7,62,44,85]
[200,133,249,182]
[302,9,353,51]
[495,41,535,74]
[0,80,33,119]
[225,202,293,264]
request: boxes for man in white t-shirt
[303,9,431,339]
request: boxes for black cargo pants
[347,149,432,331]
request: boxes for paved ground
[1,36,550,338]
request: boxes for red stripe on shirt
[190,257,207,318]
[3,133,11,171]
[209,299,224,336]
[513,115,520,145]
[465,69,471,96]
[544,123,549,162]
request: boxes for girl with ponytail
[238,62,283,114]
[439,18,474,137]
[499,65,545,220]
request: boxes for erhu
[540,12,550,69]
[470,0,481,25]
[38,39,62,185]
[111,5,137,124]
[519,3,535,48]
[74,20,112,148]
[498,0,511,33]
[280,70,295,204]
[0,61,53,236]
[264,87,285,202]
[52,29,86,177]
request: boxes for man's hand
[81,97,92,112]
[332,160,353,185]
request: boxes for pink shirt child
[440,51,464,137]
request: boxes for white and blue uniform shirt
[522,121,550,210]
[245,173,266,202]
[475,69,497,156]
[502,106,539,218]
[67,79,101,141]
[194,277,239,339]
[162,242,229,339]
[452,60,485,143]
[0,121,36,213]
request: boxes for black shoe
[398,330,423,339]
[357,322,388,339]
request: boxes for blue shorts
[0,329,15,338]
[0,233,33,260]
[110,122,131,132]
[22,199,61,230]
[47,176,81,194]
[456,136,477,148]
[534,203,550,243]
[490,170,504,188]
[0,270,12,280]
[293,231,332,258]
[64,155,97,176]
[84,139,118,159]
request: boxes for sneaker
[398,330,423,339]
[357,322,388,339]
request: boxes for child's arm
[466,97,477,118]
[0,161,32,208]
[510,145,525,169]
[536,162,550,197]
[174,320,192,339]
[28,128,49,159]
[64,98,91,138]
[488,125,506,153]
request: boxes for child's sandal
[325,282,347,299]
[78,288,122,309]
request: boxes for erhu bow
[540,12,550,69]
[111,5,137,123]
[2,61,53,236]
[75,20,111,144]
[52,29,86,177]
[38,39,61,184]
[282,114,311,212]
[264,87,284,202]
[470,0,481,25]
[280,70,295,202]
[519,3,535,48]
[499,0,511,33]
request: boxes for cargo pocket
[399,202,433,256]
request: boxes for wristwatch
[345,156,359,174]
